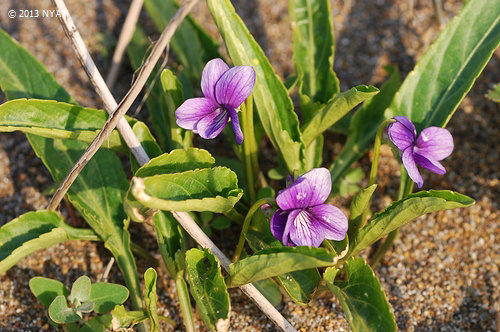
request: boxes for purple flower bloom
[175,58,256,144]
[270,168,348,247]
[388,116,454,188]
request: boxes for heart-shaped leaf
[29,277,69,308]
[90,282,129,313]
[48,295,81,324]
[70,276,92,306]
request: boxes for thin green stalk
[360,119,395,227]
[176,275,195,332]
[232,198,276,263]
[322,239,336,253]
[241,95,258,204]
[370,167,414,267]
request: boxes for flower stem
[241,95,258,204]
[360,119,395,228]
[370,167,414,267]
[176,275,195,332]
[232,198,276,263]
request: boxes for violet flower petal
[415,127,454,161]
[196,108,229,139]
[394,116,417,135]
[414,153,446,175]
[288,210,325,247]
[228,108,244,144]
[214,66,256,109]
[276,168,331,210]
[270,208,288,243]
[308,204,348,241]
[201,58,229,102]
[175,97,219,130]
[388,119,416,151]
[402,146,424,188]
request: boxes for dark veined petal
[201,58,229,102]
[228,108,244,144]
[415,126,454,161]
[388,116,417,151]
[270,208,288,243]
[196,108,229,139]
[176,97,219,130]
[414,153,446,175]
[288,209,325,247]
[308,204,348,241]
[402,146,424,188]
[214,66,256,109]
[276,168,332,210]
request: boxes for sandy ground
[0,0,499,331]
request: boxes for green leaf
[486,82,500,103]
[131,167,243,213]
[386,0,500,130]
[0,99,135,154]
[185,249,230,332]
[160,69,192,149]
[144,0,220,81]
[75,301,95,313]
[90,282,129,313]
[227,246,335,287]
[130,121,163,174]
[29,277,69,308]
[78,314,112,332]
[144,268,160,332]
[48,295,81,324]
[290,0,339,113]
[330,65,401,184]
[135,148,215,177]
[211,215,232,230]
[332,167,364,197]
[252,278,282,307]
[127,27,171,150]
[324,258,396,331]
[207,0,305,173]
[70,276,92,305]
[347,184,377,241]
[245,230,320,304]
[153,211,183,276]
[111,305,148,329]
[302,85,379,146]
[0,211,97,274]
[350,190,475,257]
[0,27,143,311]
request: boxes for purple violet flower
[270,168,348,247]
[388,116,454,188]
[175,58,256,144]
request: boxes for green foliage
[350,190,475,257]
[347,184,378,241]
[290,0,339,114]
[302,85,379,146]
[332,167,364,197]
[144,268,160,332]
[324,258,396,331]
[90,282,130,313]
[29,277,69,308]
[386,0,500,130]
[330,65,401,184]
[227,246,335,287]
[486,83,500,102]
[153,211,183,276]
[0,211,97,273]
[49,295,82,324]
[207,0,306,173]
[70,276,92,306]
[185,249,230,332]
[111,305,148,329]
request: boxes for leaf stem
[175,275,195,332]
[232,198,276,263]
[241,95,258,204]
[369,167,414,267]
[359,119,395,228]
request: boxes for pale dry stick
[172,210,297,332]
[50,0,297,330]
[46,0,199,210]
[106,0,145,89]
[51,0,149,166]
